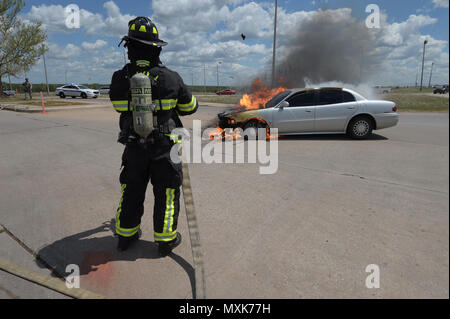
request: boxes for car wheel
[71,96,76,98]
[59,92,66,99]
[81,93,87,99]
[243,120,268,140]
[347,116,373,140]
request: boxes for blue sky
[16,0,450,86]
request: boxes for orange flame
[209,127,243,141]
[238,78,287,111]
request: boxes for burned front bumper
[218,111,240,129]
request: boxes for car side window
[286,91,315,107]
[342,91,356,102]
[317,90,343,105]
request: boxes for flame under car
[217,87,399,140]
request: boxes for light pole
[203,63,206,94]
[43,53,49,95]
[271,0,278,88]
[428,62,434,88]
[65,69,68,84]
[217,61,222,87]
[419,39,428,92]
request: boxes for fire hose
[0,225,104,299]
[0,258,104,299]
[181,158,206,299]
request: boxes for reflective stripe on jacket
[109,62,198,116]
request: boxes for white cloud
[47,43,82,59]
[21,2,131,37]
[432,0,449,8]
[81,40,107,51]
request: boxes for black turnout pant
[115,142,182,242]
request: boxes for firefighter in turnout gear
[110,17,198,256]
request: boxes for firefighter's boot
[117,233,139,252]
[158,232,182,257]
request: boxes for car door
[73,86,82,97]
[314,89,358,132]
[271,90,315,133]
[61,85,71,96]
[64,85,76,97]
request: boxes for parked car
[216,89,236,95]
[374,86,391,94]
[99,87,110,94]
[55,84,99,99]
[433,85,449,94]
[218,87,399,140]
[2,90,16,96]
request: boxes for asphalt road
[0,106,448,299]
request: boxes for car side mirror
[277,101,289,109]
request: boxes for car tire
[347,116,374,140]
[81,93,87,99]
[59,92,66,99]
[243,120,268,140]
[71,96,76,98]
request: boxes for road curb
[0,104,110,113]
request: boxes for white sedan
[218,87,399,139]
[55,84,99,99]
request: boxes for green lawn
[390,87,435,94]
[385,93,448,112]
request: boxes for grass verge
[385,93,449,112]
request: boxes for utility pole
[123,50,127,64]
[203,63,206,94]
[65,69,68,84]
[217,61,222,87]
[271,0,278,88]
[43,53,49,95]
[8,74,12,90]
[419,39,428,92]
[428,62,434,88]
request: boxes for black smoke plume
[275,9,380,88]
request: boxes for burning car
[217,87,399,139]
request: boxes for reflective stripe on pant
[115,184,141,237]
[153,187,180,242]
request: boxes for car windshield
[78,85,88,89]
[265,90,291,108]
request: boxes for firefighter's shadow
[34,219,196,298]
